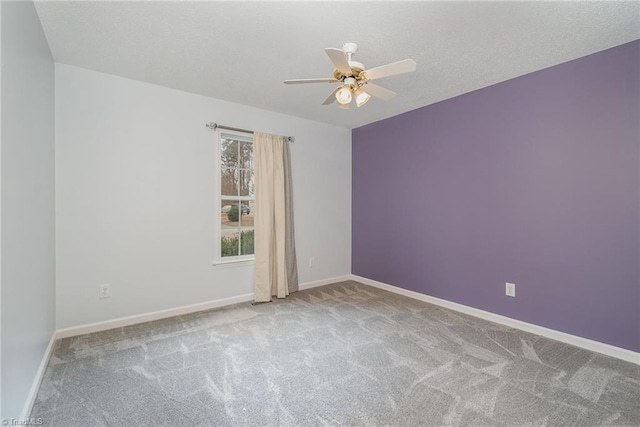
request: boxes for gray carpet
[31,281,640,426]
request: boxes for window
[216,130,255,263]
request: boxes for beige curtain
[254,132,298,302]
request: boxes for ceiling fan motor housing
[331,42,365,81]
[334,63,364,80]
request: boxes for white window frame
[213,129,255,266]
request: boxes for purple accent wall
[353,40,640,352]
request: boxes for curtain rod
[206,122,295,143]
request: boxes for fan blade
[362,83,396,101]
[362,59,416,81]
[339,103,350,110]
[324,48,352,75]
[322,87,340,105]
[284,78,339,84]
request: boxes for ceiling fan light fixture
[355,89,371,107]
[335,86,352,105]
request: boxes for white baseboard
[298,275,352,291]
[56,275,352,339]
[20,331,56,420]
[56,293,254,339]
[350,274,640,365]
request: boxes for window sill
[212,258,255,269]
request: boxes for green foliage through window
[227,205,239,222]
[221,229,254,258]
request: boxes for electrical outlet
[309,257,316,268]
[505,282,516,297]
[99,284,111,299]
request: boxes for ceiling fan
[284,42,416,109]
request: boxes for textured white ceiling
[34,1,640,129]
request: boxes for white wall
[55,63,352,329]
[0,1,56,420]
